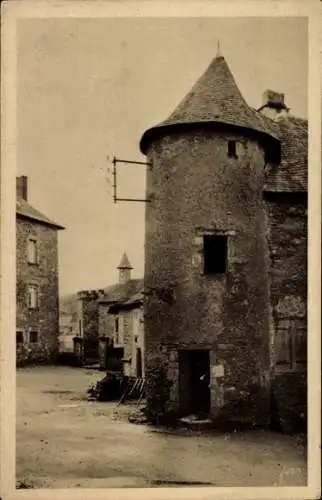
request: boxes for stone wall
[131,307,145,378]
[119,310,132,376]
[81,297,100,361]
[98,303,114,339]
[144,129,271,424]
[265,192,307,432]
[16,218,60,365]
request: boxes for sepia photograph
[1,2,321,499]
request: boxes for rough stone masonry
[139,53,307,430]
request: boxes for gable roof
[108,288,144,313]
[16,197,65,229]
[140,55,279,154]
[263,115,308,192]
[99,278,143,305]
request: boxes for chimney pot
[16,176,28,201]
[263,90,285,109]
[260,90,289,121]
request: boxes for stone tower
[117,253,133,285]
[140,53,281,425]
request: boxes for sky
[17,17,308,295]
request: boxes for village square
[14,16,309,490]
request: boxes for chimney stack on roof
[259,90,290,120]
[16,175,28,201]
[117,253,133,285]
[263,90,285,108]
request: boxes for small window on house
[203,234,227,275]
[228,140,238,158]
[27,285,38,309]
[29,331,38,344]
[115,317,119,333]
[27,238,38,264]
[16,331,24,344]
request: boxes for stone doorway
[179,349,211,416]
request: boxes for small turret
[117,253,133,285]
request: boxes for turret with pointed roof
[117,253,133,285]
[140,53,279,155]
[140,51,278,425]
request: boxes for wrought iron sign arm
[111,156,151,204]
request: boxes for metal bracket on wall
[112,156,152,204]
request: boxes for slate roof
[99,278,143,305]
[139,53,308,193]
[16,197,65,229]
[140,54,279,154]
[117,253,133,269]
[111,289,144,312]
[263,115,308,192]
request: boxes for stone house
[59,254,142,367]
[59,311,74,354]
[107,288,144,378]
[97,255,143,372]
[16,175,65,365]
[140,52,307,429]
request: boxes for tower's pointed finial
[216,40,222,57]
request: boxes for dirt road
[16,366,307,488]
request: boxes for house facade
[107,289,144,378]
[16,175,64,365]
[59,311,74,354]
[97,255,143,373]
[59,254,143,369]
[140,53,307,428]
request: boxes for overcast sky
[17,17,308,295]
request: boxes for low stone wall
[16,343,58,367]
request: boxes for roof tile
[140,55,279,154]
[16,197,64,229]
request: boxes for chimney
[117,253,133,285]
[259,90,290,120]
[16,175,28,201]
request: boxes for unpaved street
[16,366,307,489]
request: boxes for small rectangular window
[16,331,24,344]
[27,285,38,309]
[115,317,119,333]
[27,238,38,264]
[228,140,237,158]
[203,234,227,275]
[29,331,38,343]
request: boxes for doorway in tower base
[178,349,211,416]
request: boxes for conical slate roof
[117,253,133,269]
[140,55,279,154]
